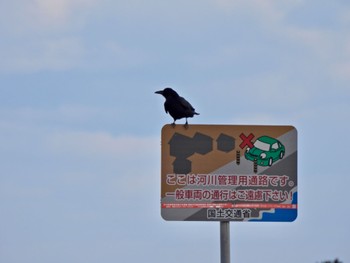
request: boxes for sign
[160,124,297,222]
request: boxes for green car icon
[245,136,285,166]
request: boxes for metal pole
[220,221,230,263]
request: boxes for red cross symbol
[239,133,254,149]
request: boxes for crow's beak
[155,90,163,95]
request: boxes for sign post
[220,221,230,263]
[160,124,298,261]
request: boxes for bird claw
[171,122,176,128]
[184,121,189,129]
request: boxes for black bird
[155,87,199,127]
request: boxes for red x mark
[239,133,255,149]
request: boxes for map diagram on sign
[160,124,297,222]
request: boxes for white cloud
[88,41,152,69]
[213,1,350,85]
[0,0,98,33]
[0,106,111,134]
[214,0,302,22]
[329,37,350,81]
[332,61,350,80]
[209,0,350,85]
[284,26,334,57]
[0,0,97,73]
[34,0,94,22]
[0,36,151,72]
[283,26,350,82]
[47,131,159,160]
[0,37,85,72]
[34,0,73,24]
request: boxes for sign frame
[160,124,298,222]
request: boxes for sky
[0,0,350,262]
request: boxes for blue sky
[1,0,350,262]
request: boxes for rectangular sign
[160,124,297,222]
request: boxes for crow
[155,87,199,127]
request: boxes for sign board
[160,124,297,222]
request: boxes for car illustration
[245,136,285,166]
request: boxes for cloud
[0,37,85,72]
[214,0,302,22]
[45,131,161,197]
[86,41,152,69]
[211,1,350,85]
[33,0,94,23]
[332,61,350,80]
[0,0,98,33]
[283,25,350,82]
[0,105,106,135]
[47,131,159,160]
[0,36,150,73]
[329,36,350,81]
[0,0,100,72]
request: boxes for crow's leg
[171,120,176,128]
[184,119,189,129]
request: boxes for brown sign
[160,124,297,222]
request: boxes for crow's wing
[179,96,195,112]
